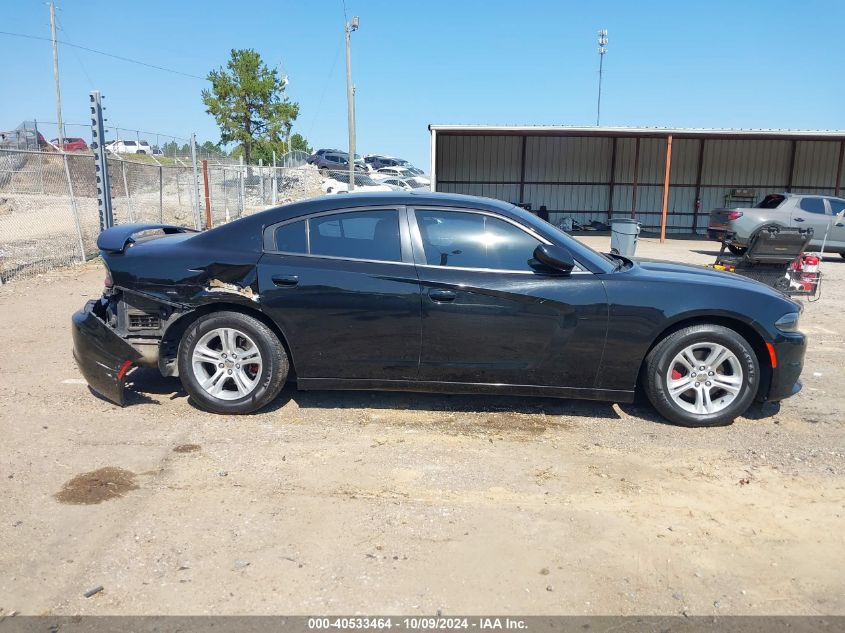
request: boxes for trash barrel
[610,219,641,257]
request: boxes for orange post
[202,159,212,229]
[660,135,673,243]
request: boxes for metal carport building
[428,125,845,238]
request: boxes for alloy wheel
[665,342,743,415]
[191,327,263,400]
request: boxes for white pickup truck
[707,193,845,256]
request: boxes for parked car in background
[404,177,430,190]
[307,148,342,164]
[107,140,154,155]
[51,137,89,152]
[311,151,366,173]
[381,177,429,191]
[374,167,431,186]
[708,193,845,256]
[321,172,392,194]
[381,177,414,191]
[72,192,805,427]
[364,155,403,171]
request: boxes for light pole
[49,1,64,149]
[596,29,608,126]
[345,16,359,190]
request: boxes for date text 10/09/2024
[307,618,528,630]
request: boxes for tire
[642,324,759,427]
[726,244,747,256]
[177,311,288,414]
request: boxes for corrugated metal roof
[428,125,845,140]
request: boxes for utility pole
[345,15,359,190]
[50,1,64,148]
[596,29,608,126]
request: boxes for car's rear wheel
[177,311,288,414]
[726,244,747,256]
[642,324,759,427]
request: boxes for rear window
[755,194,785,209]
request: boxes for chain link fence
[0,148,323,283]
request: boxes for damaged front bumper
[71,300,143,406]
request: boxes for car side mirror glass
[533,244,575,274]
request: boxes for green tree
[202,49,299,165]
[162,140,179,157]
[200,140,223,157]
[290,133,311,154]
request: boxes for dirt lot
[0,236,843,616]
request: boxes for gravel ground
[0,236,842,616]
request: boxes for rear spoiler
[97,224,199,253]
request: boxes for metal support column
[121,160,134,223]
[202,159,212,229]
[631,137,640,219]
[691,138,705,234]
[239,155,246,218]
[835,140,844,198]
[786,140,797,193]
[660,135,674,243]
[607,137,617,222]
[89,91,113,231]
[518,136,527,206]
[190,133,202,229]
[159,165,164,222]
[63,154,86,263]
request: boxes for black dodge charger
[72,192,806,427]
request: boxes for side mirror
[533,244,575,274]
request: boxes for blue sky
[2,0,843,168]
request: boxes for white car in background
[373,167,430,186]
[107,139,154,155]
[381,177,430,192]
[321,172,393,194]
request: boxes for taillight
[103,263,113,288]
[727,211,744,220]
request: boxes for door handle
[429,289,457,303]
[794,217,805,222]
[272,275,299,287]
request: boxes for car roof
[191,192,520,251]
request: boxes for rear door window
[799,197,827,214]
[309,210,401,262]
[273,220,307,253]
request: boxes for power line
[0,30,205,80]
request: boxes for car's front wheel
[177,311,288,414]
[642,324,759,427]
